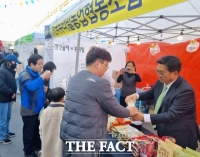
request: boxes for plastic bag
[157,140,174,157]
[174,149,193,157]
[183,147,200,157]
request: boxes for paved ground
[0,96,24,157]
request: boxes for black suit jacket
[139,76,200,149]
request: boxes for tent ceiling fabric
[75,0,200,44]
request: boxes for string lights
[137,36,140,45]
[0,0,40,9]
[85,30,90,37]
[107,41,112,48]
[177,30,184,41]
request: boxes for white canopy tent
[45,37,126,89]
[89,0,200,44]
[51,0,200,44]
[14,32,45,66]
[46,0,200,77]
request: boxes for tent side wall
[14,32,45,66]
[127,38,200,124]
[44,37,126,89]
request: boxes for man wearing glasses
[126,55,200,150]
[61,46,138,157]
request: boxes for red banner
[0,40,2,48]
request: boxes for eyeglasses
[99,60,109,70]
[155,69,165,76]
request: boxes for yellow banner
[49,0,186,38]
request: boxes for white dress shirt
[102,72,116,95]
[137,79,177,123]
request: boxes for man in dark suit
[126,55,200,150]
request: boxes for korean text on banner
[49,0,186,38]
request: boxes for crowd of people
[0,46,199,157]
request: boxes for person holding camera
[117,61,141,107]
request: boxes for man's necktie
[153,85,167,129]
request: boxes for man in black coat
[126,55,200,150]
[0,53,3,66]
[0,54,21,144]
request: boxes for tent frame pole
[75,33,81,74]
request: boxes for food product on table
[107,116,131,132]
[111,125,143,141]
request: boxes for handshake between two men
[125,93,145,122]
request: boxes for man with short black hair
[19,54,51,157]
[61,46,138,157]
[41,61,57,108]
[126,55,200,150]
[0,54,21,144]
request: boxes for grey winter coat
[60,70,130,151]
